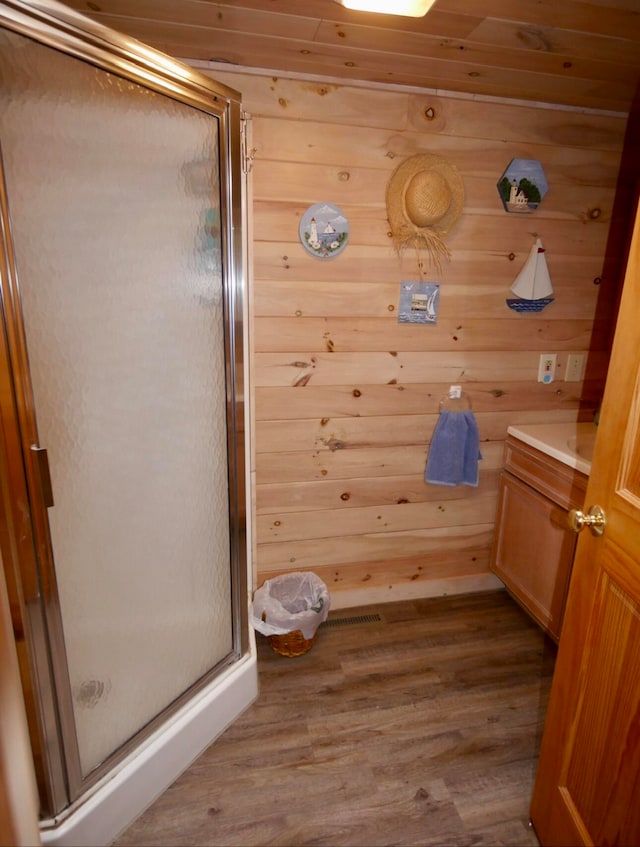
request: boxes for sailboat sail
[507,238,554,312]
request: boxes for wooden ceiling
[62,0,640,113]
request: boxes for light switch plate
[565,352,585,382]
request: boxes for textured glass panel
[0,31,233,776]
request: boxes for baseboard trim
[328,573,504,611]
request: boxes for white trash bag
[251,572,331,640]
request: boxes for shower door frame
[0,0,249,819]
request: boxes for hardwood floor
[113,590,556,847]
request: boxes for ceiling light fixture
[338,0,437,17]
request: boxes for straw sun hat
[386,153,464,272]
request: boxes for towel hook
[439,384,472,411]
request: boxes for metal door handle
[568,504,605,537]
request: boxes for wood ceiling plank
[64,0,484,38]
[62,0,640,111]
[71,2,638,85]
[89,17,632,111]
[438,0,640,41]
[63,0,321,39]
[198,0,486,38]
[579,0,640,10]
[467,18,640,68]
[314,20,637,84]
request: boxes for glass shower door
[0,15,246,809]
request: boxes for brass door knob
[568,504,606,537]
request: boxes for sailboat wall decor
[506,238,554,312]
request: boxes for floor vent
[323,613,382,628]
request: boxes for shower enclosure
[0,2,256,843]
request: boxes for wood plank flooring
[113,590,556,847]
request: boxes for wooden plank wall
[203,68,627,610]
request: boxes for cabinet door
[491,471,577,641]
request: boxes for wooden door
[530,200,640,845]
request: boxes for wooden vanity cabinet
[490,435,589,642]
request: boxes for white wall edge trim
[184,59,628,119]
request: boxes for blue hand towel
[425,410,482,487]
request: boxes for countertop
[507,421,598,476]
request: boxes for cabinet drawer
[503,436,588,511]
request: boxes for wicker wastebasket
[252,572,330,657]
[264,621,318,657]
